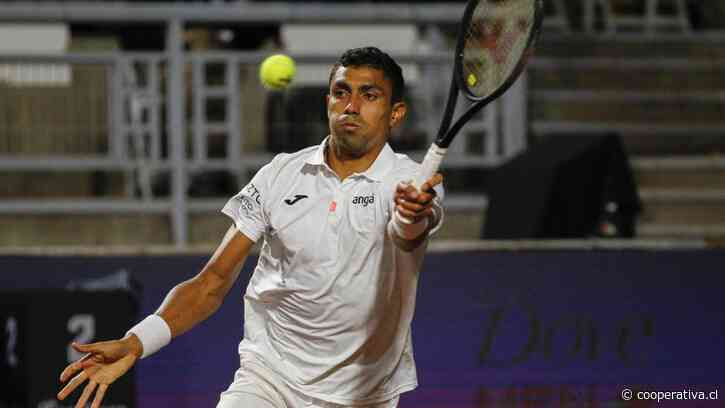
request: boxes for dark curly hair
[328,46,405,104]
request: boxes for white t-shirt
[221,137,444,405]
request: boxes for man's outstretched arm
[156,226,254,338]
[57,226,254,408]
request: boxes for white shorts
[217,352,400,408]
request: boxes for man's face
[326,65,406,159]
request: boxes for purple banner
[0,249,723,407]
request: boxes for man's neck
[326,138,384,181]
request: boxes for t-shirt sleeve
[221,161,274,242]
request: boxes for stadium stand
[0,1,724,247]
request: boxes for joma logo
[352,195,375,207]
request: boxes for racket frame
[437,0,544,149]
[406,0,543,211]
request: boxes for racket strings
[462,0,534,98]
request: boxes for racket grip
[413,143,447,190]
[394,143,447,226]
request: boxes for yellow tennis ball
[259,54,296,90]
[467,73,478,87]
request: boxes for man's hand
[394,173,443,224]
[58,335,142,408]
[389,173,443,251]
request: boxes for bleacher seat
[584,0,691,34]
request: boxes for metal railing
[0,48,527,247]
[0,2,540,247]
[3,1,678,33]
[583,0,691,34]
[0,2,718,247]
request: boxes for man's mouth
[340,121,361,130]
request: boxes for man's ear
[390,101,408,128]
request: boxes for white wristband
[390,209,429,240]
[126,314,171,359]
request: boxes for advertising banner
[0,250,722,407]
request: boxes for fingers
[73,341,113,358]
[58,371,107,408]
[395,198,435,225]
[75,380,98,408]
[420,173,443,193]
[58,371,88,401]
[72,341,97,354]
[80,354,105,370]
[396,206,433,224]
[395,188,437,209]
[395,196,426,212]
[91,384,109,408]
[60,361,82,384]
[64,340,125,378]
[395,185,436,206]
[61,353,102,384]
[395,182,419,200]
[394,175,440,224]
[395,193,435,223]
[57,341,124,407]
[396,173,442,202]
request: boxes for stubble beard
[332,129,368,159]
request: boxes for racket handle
[413,143,447,190]
[393,143,447,226]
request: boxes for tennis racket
[413,0,543,190]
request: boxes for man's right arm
[153,225,254,339]
[58,225,255,407]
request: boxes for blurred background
[0,0,722,247]
[0,1,724,407]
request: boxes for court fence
[0,1,715,247]
[0,3,533,247]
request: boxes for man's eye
[365,93,378,101]
[334,89,348,98]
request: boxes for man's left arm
[388,173,444,252]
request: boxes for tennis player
[57,46,444,408]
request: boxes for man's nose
[344,95,360,114]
